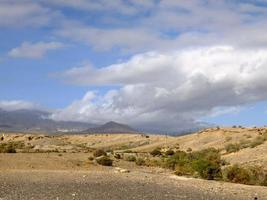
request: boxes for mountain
[85,121,138,133]
[0,109,96,133]
[0,108,205,134]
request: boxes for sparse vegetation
[165,149,175,156]
[225,134,267,153]
[96,156,113,166]
[135,157,145,166]
[150,148,162,156]
[160,148,222,180]
[93,149,107,157]
[88,156,94,161]
[223,164,267,186]
[246,134,252,138]
[239,139,251,148]
[1,128,266,187]
[126,155,136,162]
[225,143,240,153]
[250,136,265,148]
[225,136,232,142]
[123,150,133,153]
[0,143,16,153]
[186,147,192,153]
[114,153,121,159]
[0,142,24,153]
[191,159,221,180]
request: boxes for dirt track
[0,170,266,200]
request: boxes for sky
[1,0,267,132]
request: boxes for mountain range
[84,121,137,133]
[0,109,137,134]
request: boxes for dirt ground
[0,128,267,200]
[0,153,266,200]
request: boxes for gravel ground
[0,170,266,200]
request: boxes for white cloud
[0,100,38,111]
[43,0,153,15]
[2,0,267,132]
[53,46,267,132]
[207,107,242,118]
[53,0,267,52]
[8,41,64,59]
[0,1,61,27]
[1,0,266,52]
[56,22,163,52]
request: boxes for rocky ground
[0,169,266,200]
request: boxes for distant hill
[0,109,96,133]
[0,108,206,134]
[85,121,138,133]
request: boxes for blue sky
[1,0,267,132]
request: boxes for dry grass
[0,127,266,169]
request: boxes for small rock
[114,167,130,173]
[120,169,130,173]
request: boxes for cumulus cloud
[8,41,65,59]
[0,100,38,111]
[52,46,267,132]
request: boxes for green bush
[114,153,121,159]
[261,175,267,186]
[164,150,188,170]
[164,148,222,180]
[150,148,162,156]
[135,157,146,166]
[126,155,136,162]
[191,148,221,164]
[123,150,133,153]
[222,164,267,185]
[96,156,113,166]
[5,146,16,153]
[186,147,192,152]
[192,159,221,180]
[88,156,94,161]
[165,149,175,156]
[0,143,17,153]
[174,165,193,176]
[145,158,163,167]
[93,149,107,157]
[223,165,251,184]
